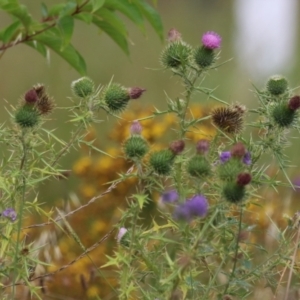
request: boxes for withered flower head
[33,84,55,115]
[211,105,244,134]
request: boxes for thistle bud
[272,102,296,127]
[169,140,185,155]
[194,46,215,68]
[161,42,192,69]
[24,89,38,104]
[123,136,149,160]
[71,77,95,98]
[130,120,142,135]
[117,227,129,247]
[218,159,243,181]
[187,155,211,178]
[103,83,130,113]
[222,182,246,203]
[33,84,55,115]
[128,87,146,100]
[15,105,40,128]
[149,149,175,175]
[266,75,288,96]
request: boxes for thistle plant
[102,29,300,300]
[2,27,300,300]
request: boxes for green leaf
[40,3,48,19]
[92,16,129,55]
[95,8,127,37]
[133,0,163,40]
[47,3,66,17]
[74,12,93,24]
[1,20,21,43]
[58,1,77,18]
[57,15,74,50]
[24,40,48,58]
[0,3,32,28]
[91,0,105,12]
[104,0,145,33]
[34,29,86,75]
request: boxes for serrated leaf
[34,29,86,74]
[74,12,93,24]
[0,3,32,28]
[2,20,21,43]
[24,40,48,57]
[91,0,105,12]
[57,15,74,50]
[133,0,163,40]
[105,0,145,33]
[92,17,129,55]
[133,194,148,209]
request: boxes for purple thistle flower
[2,208,17,222]
[130,120,142,135]
[196,139,210,154]
[173,194,208,222]
[220,151,231,163]
[186,195,208,218]
[243,151,252,165]
[202,31,222,49]
[161,190,179,203]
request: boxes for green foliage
[0,0,163,74]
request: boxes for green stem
[222,205,244,296]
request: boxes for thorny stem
[222,205,244,296]
[284,225,300,300]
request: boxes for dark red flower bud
[236,172,252,186]
[169,140,185,155]
[128,87,146,100]
[231,142,246,158]
[288,95,300,111]
[196,139,210,154]
[25,89,38,104]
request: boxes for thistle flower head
[15,105,40,128]
[220,151,231,163]
[243,151,252,165]
[288,95,300,111]
[211,105,244,134]
[149,149,175,175]
[187,155,211,178]
[196,139,210,154]
[123,135,149,160]
[169,140,185,155]
[167,28,181,42]
[24,89,38,104]
[2,208,17,222]
[266,75,288,95]
[128,87,146,100]
[231,142,246,158]
[33,84,55,115]
[130,120,142,135]
[201,31,222,49]
[236,172,252,186]
[161,190,179,203]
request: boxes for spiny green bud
[15,105,40,128]
[266,75,288,96]
[161,42,192,69]
[123,136,149,160]
[103,83,130,113]
[223,182,246,203]
[71,77,95,98]
[272,102,296,127]
[149,149,174,175]
[194,46,215,68]
[187,155,211,178]
[218,159,243,182]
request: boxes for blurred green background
[1,0,300,201]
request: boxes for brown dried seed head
[211,106,244,134]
